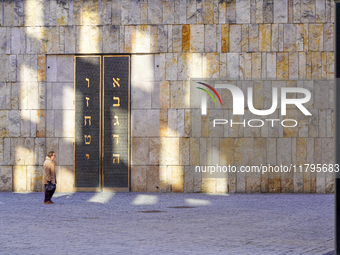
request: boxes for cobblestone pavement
[0,192,334,255]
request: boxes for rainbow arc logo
[196,82,222,115]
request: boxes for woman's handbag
[46,181,56,191]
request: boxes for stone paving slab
[0,192,334,255]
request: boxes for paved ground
[0,192,335,255]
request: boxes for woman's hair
[47,151,55,158]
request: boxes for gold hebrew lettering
[86,154,89,159]
[84,135,91,145]
[86,97,90,107]
[84,116,91,126]
[113,97,120,107]
[86,78,90,87]
[112,135,119,144]
[112,154,120,164]
[113,78,120,88]
[114,115,119,126]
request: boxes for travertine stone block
[283,109,299,137]
[283,24,296,51]
[271,24,279,52]
[58,165,74,192]
[24,138,36,166]
[322,52,327,79]
[53,83,74,110]
[267,53,276,79]
[276,52,289,80]
[309,24,323,52]
[170,81,186,109]
[327,52,334,79]
[145,166,159,192]
[177,109,185,137]
[326,0,331,23]
[204,25,216,53]
[3,138,10,165]
[259,24,271,52]
[252,53,261,80]
[56,56,74,83]
[278,24,284,51]
[8,110,20,138]
[289,52,299,80]
[171,166,184,192]
[203,53,219,79]
[76,26,103,53]
[221,25,229,53]
[299,52,307,79]
[11,83,19,110]
[208,110,223,138]
[326,109,334,138]
[274,0,288,23]
[0,83,11,110]
[178,53,192,81]
[27,166,43,192]
[131,166,147,192]
[148,0,162,24]
[131,138,149,165]
[0,166,12,191]
[190,137,200,166]
[54,110,74,138]
[267,138,277,165]
[312,52,322,79]
[0,55,8,82]
[219,1,227,24]
[190,25,204,53]
[135,25,151,53]
[128,0,141,24]
[308,109,319,137]
[0,138,3,164]
[201,0,214,24]
[183,166,194,192]
[324,23,334,51]
[59,138,74,166]
[219,53,227,78]
[299,113,309,137]
[293,0,301,23]
[249,24,259,52]
[64,26,76,54]
[229,25,242,52]
[162,0,174,24]
[156,26,167,53]
[301,0,316,23]
[165,53,177,80]
[103,26,120,53]
[160,137,179,165]
[167,109,177,137]
[226,53,239,80]
[314,81,329,109]
[236,0,250,23]
[167,25,173,52]
[34,138,45,166]
[131,110,159,137]
[20,110,30,138]
[149,138,160,165]
[13,166,26,192]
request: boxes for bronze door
[74,55,130,191]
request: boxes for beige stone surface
[13,166,26,192]
[0,166,12,191]
[131,166,147,192]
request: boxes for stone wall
[0,0,335,193]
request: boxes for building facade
[0,0,335,193]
